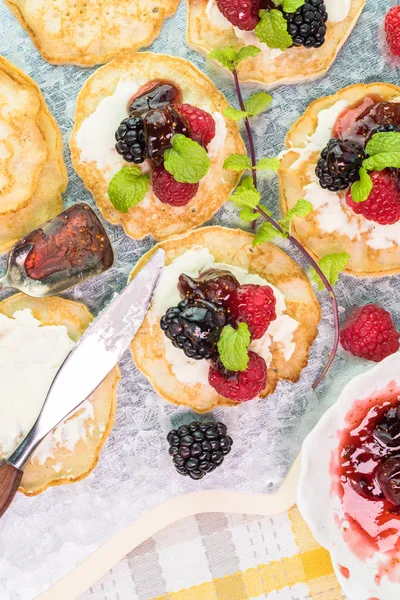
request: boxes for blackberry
[160,298,226,360]
[367,123,400,143]
[115,113,146,164]
[316,138,366,192]
[168,421,233,479]
[284,0,328,49]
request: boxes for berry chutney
[333,95,400,146]
[11,203,113,293]
[331,383,400,583]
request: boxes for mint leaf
[108,167,150,213]
[279,199,313,234]
[224,106,249,121]
[223,154,252,171]
[253,222,285,246]
[310,252,350,290]
[244,92,273,117]
[255,9,293,51]
[274,0,305,12]
[350,167,373,203]
[366,131,400,156]
[236,45,262,63]
[363,152,400,172]
[236,175,257,192]
[218,323,251,372]
[240,207,259,222]
[164,134,210,184]
[230,189,261,208]
[230,176,261,208]
[255,157,280,171]
[208,45,261,71]
[207,47,238,71]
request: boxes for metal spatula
[0,248,164,518]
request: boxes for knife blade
[7,248,164,471]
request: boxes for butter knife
[0,248,164,518]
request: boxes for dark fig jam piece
[178,270,239,307]
[374,406,400,449]
[8,203,114,295]
[376,456,400,507]
[144,106,189,161]
[129,80,182,114]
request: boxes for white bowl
[297,352,400,600]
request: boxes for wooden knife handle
[0,460,23,518]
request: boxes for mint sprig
[350,132,400,202]
[164,134,210,184]
[223,154,252,171]
[208,45,261,72]
[225,92,273,122]
[310,252,350,291]
[252,199,312,245]
[108,166,150,213]
[255,9,293,51]
[218,323,251,372]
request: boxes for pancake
[70,52,245,241]
[0,56,67,253]
[279,82,400,277]
[187,0,365,87]
[4,0,180,66]
[130,226,321,413]
[0,294,120,496]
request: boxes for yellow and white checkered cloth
[81,508,345,600]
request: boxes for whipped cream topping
[289,99,349,170]
[150,247,299,387]
[298,353,400,600]
[0,309,100,471]
[76,76,227,185]
[0,309,74,457]
[205,0,350,49]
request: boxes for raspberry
[176,104,216,148]
[340,304,400,362]
[215,0,262,31]
[385,6,400,57]
[152,165,199,206]
[345,170,400,225]
[226,284,276,340]
[209,352,267,401]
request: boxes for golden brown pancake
[70,52,245,241]
[130,226,321,413]
[279,82,400,277]
[0,294,120,496]
[187,0,365,87]
[4,0,180,66]
[0,56,67,253]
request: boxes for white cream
[151,247,299,387]
[324,0,350,23]
[304,181,400,250]
[289,99,349,170]
[206,0,232,30]
[0,309,75,457]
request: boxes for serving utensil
[0,203,114,297]
[0,248,164,517]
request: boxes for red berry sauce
[331,382,400,582]
[333,95,400,146]
[17,203,113,282]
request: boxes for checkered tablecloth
[80,508,344,600]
